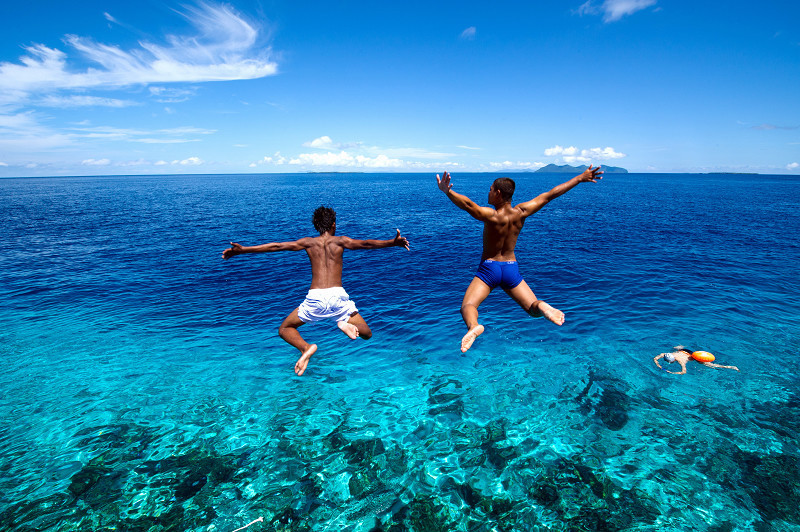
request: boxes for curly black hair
[492,177,515,202]
[312,206,336,234]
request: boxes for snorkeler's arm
[653,354,666,370]
[703,362,740,371]
[437,172,496,222]
[666,361,687,375]
[517,166,603,218]
[222,238,312,259]
[340,230,410,251]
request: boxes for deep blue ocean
[1,172,799,531]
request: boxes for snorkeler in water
[653,346,740,375]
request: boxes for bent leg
[339,312,372,340]
[460,278,491,352]
[278,308,318,376]
[504,280,564,326]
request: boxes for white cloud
[0,162,8,166]
[457,145,481,151]
[545,145,626,164]
[788,162,799,170]
[489,161,546,170]
[302,135,363,150]
[249,152,286,167]
[577,0,656,22]
[304,135,334,148]
[289,151,404,168]
[155,160,169,166]
[460,27,477,40]
[544,145,578,156]
[178,157,203,166]
[82,158,111,166]
[0,2,277,100]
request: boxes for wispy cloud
[460,27,477,40]
[37,95,139,108]
[149,86,198,103]
[0,111,74,151]
[67,125,216,143]
[82,158,111,166]
[788,162,799,170]
[0,2,277,101]
[752,123,798,130]
[576,0,656,22]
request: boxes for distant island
[535,164,628,174]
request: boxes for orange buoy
[691,351,715,363]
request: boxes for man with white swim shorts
[436,167,603,353]
[223,206,409,376]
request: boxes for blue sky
[1,0,798,176]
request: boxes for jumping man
[436,167,603,352]
[223,206,409,376]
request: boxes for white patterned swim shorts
[296,287,358,323]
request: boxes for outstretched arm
[667,362,688,375]
[222,238,310,259]
[436,171,496,222]
[702,362,740,372]
[342,229,410,251]
[517,165,603,218]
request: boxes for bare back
[482,204,525,261]
[303,234,347,289]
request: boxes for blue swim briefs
[475,260,524,290]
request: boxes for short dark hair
[312,206,336,234]
[492,177,515,202]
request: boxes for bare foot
[294,344,318,376]
[538,301,565,326]
[461,324,484,353]
[337,320,359,340]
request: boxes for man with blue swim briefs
[223,206,409,376]
[437,166,603,352]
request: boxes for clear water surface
[1,172,799,530]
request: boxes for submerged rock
[343,438,386,464]
[596,389,630,431]
[576,371,631,431]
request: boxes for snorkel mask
[664,353,676,363]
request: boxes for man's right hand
[436,171,453,193]
[222,242,243,260]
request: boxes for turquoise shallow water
[1,172,799,530]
